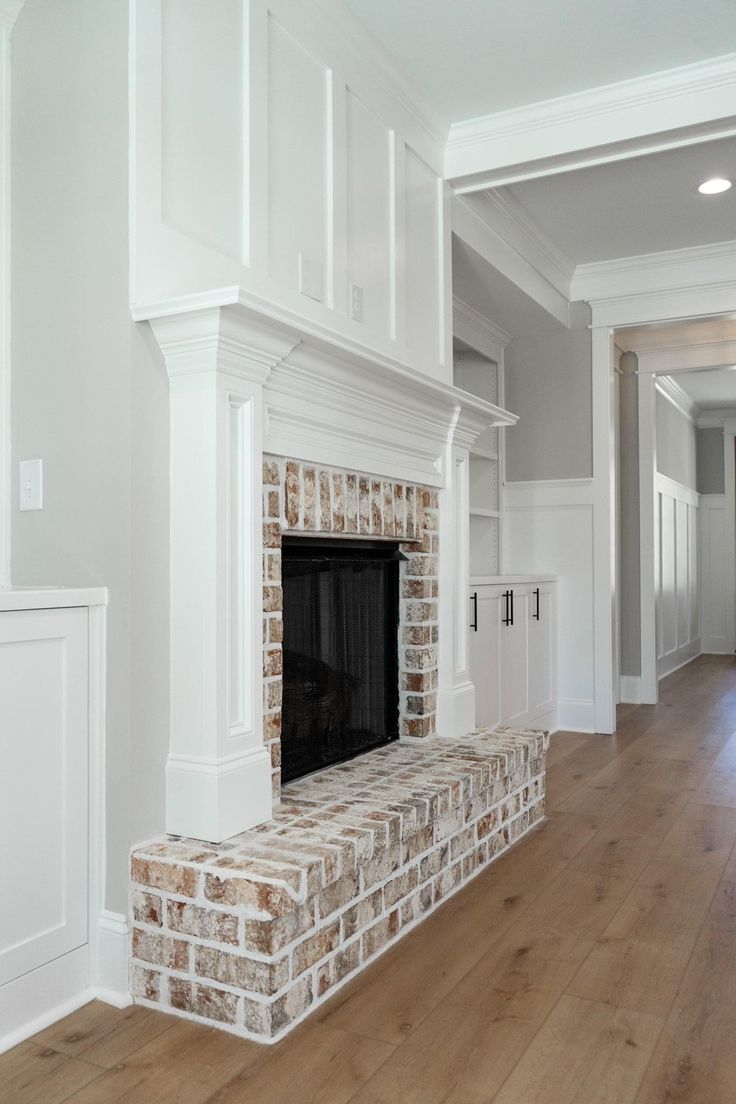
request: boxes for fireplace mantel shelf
[133,285,518,457]
[141,280,508,847]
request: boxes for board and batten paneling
[160,0,243,261]
[656,473,700,679]
[700,494,730,654]
[132,0,450,381]
[503,479,595,732]
[266,12,327,296]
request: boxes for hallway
[5,653,736,1104]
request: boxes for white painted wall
[131,0,451,382]
[10,0,169,916]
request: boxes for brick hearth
[129,727,547,1042]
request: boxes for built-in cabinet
[0,589,105,1051]
[469,576,556,731]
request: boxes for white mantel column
[437,409,496,736]
[149,304,299,842]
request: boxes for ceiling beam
[445,52,736,192]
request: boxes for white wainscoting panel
[700,494,730,654]
[656,473,701,678]
[503,479,595,732]
[132,0,450,382]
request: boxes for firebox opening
[280,537,404,783]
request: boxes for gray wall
[11,0,169,914]
[697,427,725,494]
[504,303,592,481]
[618,353,640,678]
[656,390,697,490]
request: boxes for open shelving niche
[453,335,514,577]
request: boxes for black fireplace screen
[281,538,402,782]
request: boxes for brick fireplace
[130,297,540,1042]
[262,456,440,801]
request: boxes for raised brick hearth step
[129,727,548,1042]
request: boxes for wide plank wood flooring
[4,653,736,1104]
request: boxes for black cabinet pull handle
[470,592,478,632]
[502,589,511,626]
[533,587,540,620]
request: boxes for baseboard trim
[437,680,476,737]
[96,909,130,1002]
[557,697,595,732]
[657,643,702,681]
[0,946,91,1055]
[619,675,642,704]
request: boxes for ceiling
[673,367,736,411]
[343,0,736,122]
[498,135,736,266]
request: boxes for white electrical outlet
[350,282,364,322]
[298,253,323,302]
[19,458,43,511]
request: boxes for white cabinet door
[500,588,529,727]
[528,585,555,721]
[469,588,502,729]
[0,607,88,987]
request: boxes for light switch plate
[19,458,43,511]
[298,253,323,302]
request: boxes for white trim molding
[655,375,700,423]
[698,408,736,428]
[446,52,736,190]
[94,911,132,1006]
[144,293,515,841]
[452,296,511,365]
[452,194,570,328]
[619,675,642,705]
[572,239,736,315]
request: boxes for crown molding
[633,339,736,376]
[655,374,700,423]
[304,0,448,156]
[477,188,575,290]
[445,52,736,189]
[453,296,512,361]
[572,239,736,303]
[698,408,736,427]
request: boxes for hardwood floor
[4,653,736,1104]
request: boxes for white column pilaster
[437,436,475,736]
[149,305,298,842]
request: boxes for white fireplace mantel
[141,289,516,843]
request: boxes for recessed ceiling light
[698,177,732,195]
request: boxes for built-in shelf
[470,507,500,518]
